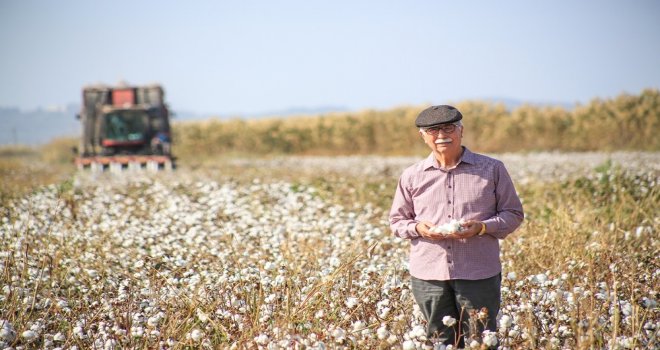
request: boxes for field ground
[1,152,658,349]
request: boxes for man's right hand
[415,222,448,241]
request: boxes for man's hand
[416,220,485,240]
[455,220,484,238]
[415,222,447,240]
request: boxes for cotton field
[1,152,658,349]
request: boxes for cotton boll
[642,297,657,309]
[254,333,269,345]
[131,326,144,338]
[196,309,209,323]
[376,325,389,340]
[430,219,466,234]
[22,329,38,341]
[345,297,359,309]
[499,314,513,329]
[147,315,161,327]
[352,320,366,332]
[387,333,399,345]
[73,325,86,339]
[482,330,498,347]
[442,316,456,327]
[104,338,118,349]
[620,301,633,316]
[534,273,548,285]
[332,328,346,343]
[411,325,426,339]
[378,307,391,318]
[402,340,415,350]
[53,332,66,342]
[0,321,16,343]
[188,329,203,342]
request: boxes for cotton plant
[0,155,657,349]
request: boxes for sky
[1,0,659,117]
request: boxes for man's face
[420,123,463,153]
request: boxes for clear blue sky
[1,0,659,116]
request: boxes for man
[389,105,524,347]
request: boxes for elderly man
[389,105,524,347]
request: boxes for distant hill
[0,105,80,146]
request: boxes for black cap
[415,105,463,128]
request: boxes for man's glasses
[422,123,459,135]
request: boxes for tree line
[172,88,659,158]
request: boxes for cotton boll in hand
[430,219,466,234]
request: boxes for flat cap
[415,105,463,127]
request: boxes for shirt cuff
[408,221,421,238]
[482,219,505,239]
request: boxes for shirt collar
[423,146,476,170]
[460,147,477,165]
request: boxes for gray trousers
[411,273,501,347]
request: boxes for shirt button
[448,215,451,218]
[448,185,452,188]
[448,260,452,264]
[447,246,452,249]
[447,200,451,204]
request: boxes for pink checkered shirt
[389,148,524,281]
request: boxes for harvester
[74,83,175,172]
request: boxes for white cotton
[402,340,416,350]
[147,315,161,327]
[377,325,389,340]
[131,326,144,338]
[352,320,366,332]
[254,333,269,345]
[263,261,276,271]
[189,329,203,342]
[411,325,426,339]
[22,329,38,341]
[534,273,548,285]
[442,315,457,327]
[430,219,466,234]
[73,325,86,339]
[499,314,513,329]
[332,328,346,343]
[53,332,66,342]
[482,330,498,347]
[0,321,16,343]
[104,338,117,350]
[345,297,359,308]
